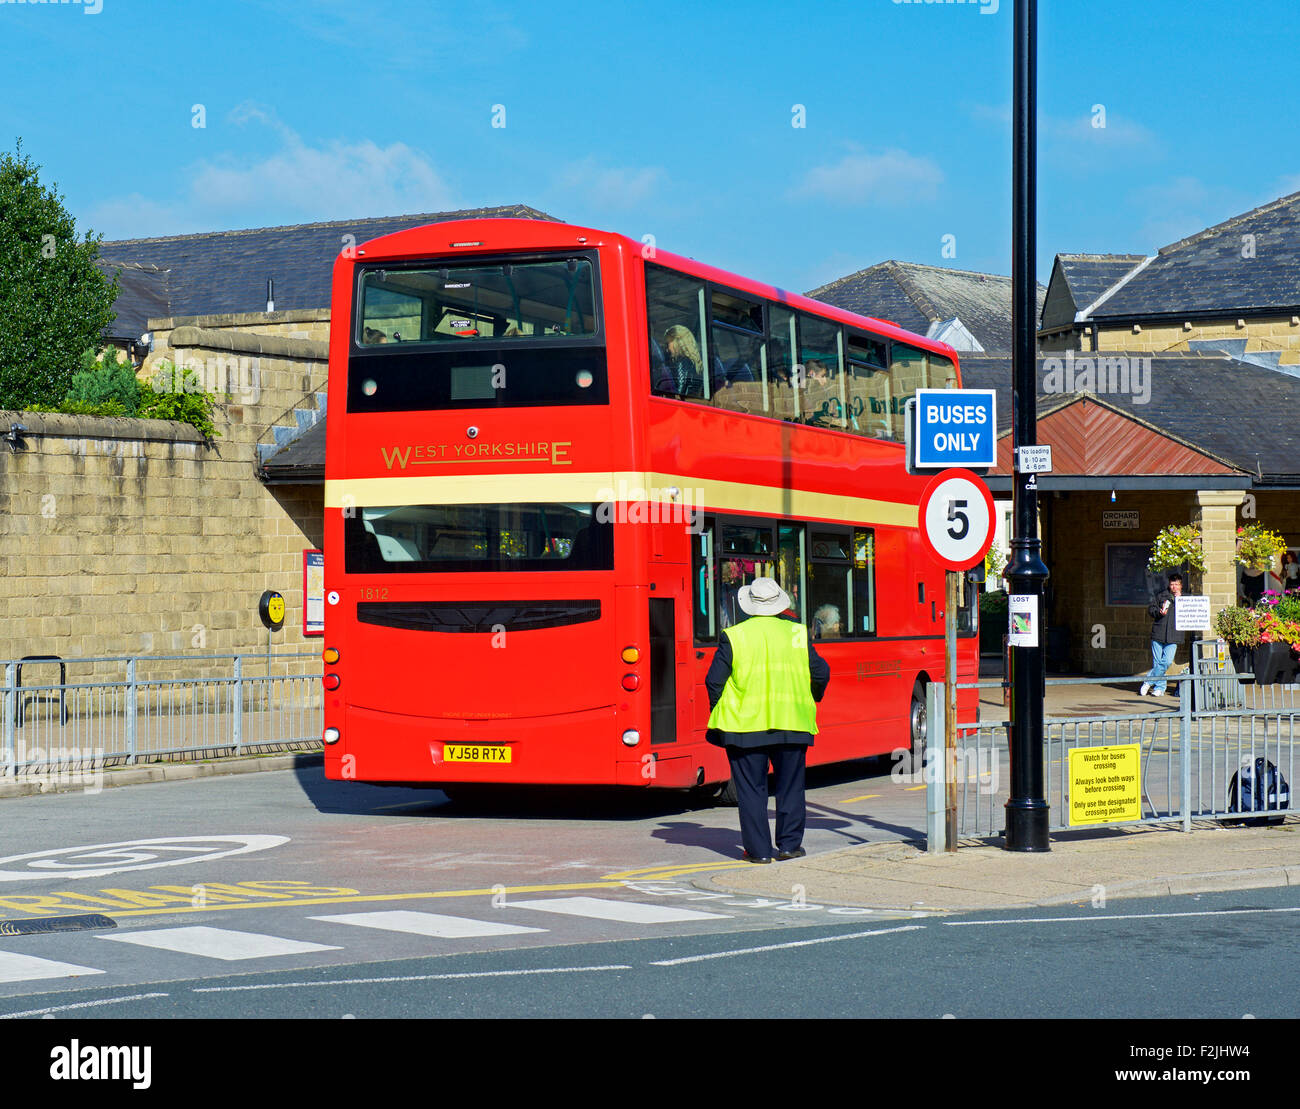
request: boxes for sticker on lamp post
[1008,594,1039,647]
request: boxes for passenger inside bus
[661,325,705,397]
[813,604,842,639]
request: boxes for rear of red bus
[322,219,659,788]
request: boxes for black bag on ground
[1224,758,1291,826]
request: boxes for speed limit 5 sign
[918,468,995,571]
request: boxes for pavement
[3,667,1297,914]
[694,821,1300,912]
[693,663,1300,912]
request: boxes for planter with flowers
[1214,591,1300,684]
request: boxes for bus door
[644,566,695,785]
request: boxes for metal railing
[926,672,1296,847]
[1,652,323,779]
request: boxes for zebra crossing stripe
[309,911,546,938]
[100,926,340,961]
[506,896,731,923]
[0,950,105,984]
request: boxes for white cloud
[791,146,944,207]
[555,158,665,210]
[84,106,456,239]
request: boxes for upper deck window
[348,253,607,411]
[358,257,597,344]
[645,262,956,440]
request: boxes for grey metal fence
[1,652,323,780]
[928,673,1295,846]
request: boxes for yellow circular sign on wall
[259,590,286,631]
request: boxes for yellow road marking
[840,794,882,803]
[904,785,927,792]
[0,881,632,920]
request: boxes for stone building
[0,205,553,669]
[1038,189,1300,366]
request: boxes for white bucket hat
[738,576,792,616]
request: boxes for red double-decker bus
[321,218,978,796]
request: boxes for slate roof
[1052,254,1147,313]
[97,260,171,341]
[257,418,325,485]
[99,204,558,323]
[807,261,1046,352]
[957,351,1300,482]
[1085,190,1300,320]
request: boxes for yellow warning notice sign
[1068,744,1142,825]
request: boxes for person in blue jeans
[1141,572,1185,697]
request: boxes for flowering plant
[1257,610,1300,646]
[1235,525,1287,572]
[1148,525,1207,573]
[1214,605,1262,648]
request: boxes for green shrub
[138,361,222,440]
[61,348,140,415]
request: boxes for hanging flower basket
[1148,525,1207,574]
[1236,525,1287,573]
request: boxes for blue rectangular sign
[913,389,997,468]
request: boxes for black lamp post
[1004,0,1051,852]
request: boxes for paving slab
[695,822,1300,911]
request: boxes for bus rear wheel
[905,681,928,775]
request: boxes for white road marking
[0,835,290,881]
[310,910,546,938]
[507,896,730,924]
[0,993,168,1019]
[0,950,105,984]
[192,965,633,992]
[100,926,340,961]
[946,906,1300,926]
[650,924,927,966]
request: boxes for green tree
[0,141,119,408]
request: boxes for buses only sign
[913,389,997,469]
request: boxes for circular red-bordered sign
[918,468,995,571]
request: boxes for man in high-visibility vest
[706,577,830,864]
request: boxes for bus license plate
[444,744,512,764]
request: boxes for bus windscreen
[358,257,597,344]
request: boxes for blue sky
[3,0,1298,294]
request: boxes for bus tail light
[324,727,341,745]
[621,646,640,664]
[323,674,341,691]
[622,730,640,747]
[621,674,640,692]
[323,647,340,664]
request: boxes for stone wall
[1095,315,1300,364]
[0,333,327,669]
[150,309,332,352]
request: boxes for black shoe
[742,851,773,864]
[776,847,807,861]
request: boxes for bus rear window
[345,503,612,573]
[358,257,598,344]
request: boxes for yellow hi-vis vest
[707,616,819,734]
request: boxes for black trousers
[725,743,807,858]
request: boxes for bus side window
[692,523,716,642]
[845,334,889,440]
[890,342,927,441]
[646,265,708,401]
[798,314,846,431]
[852,529,877,636]
[768,306,798,423]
